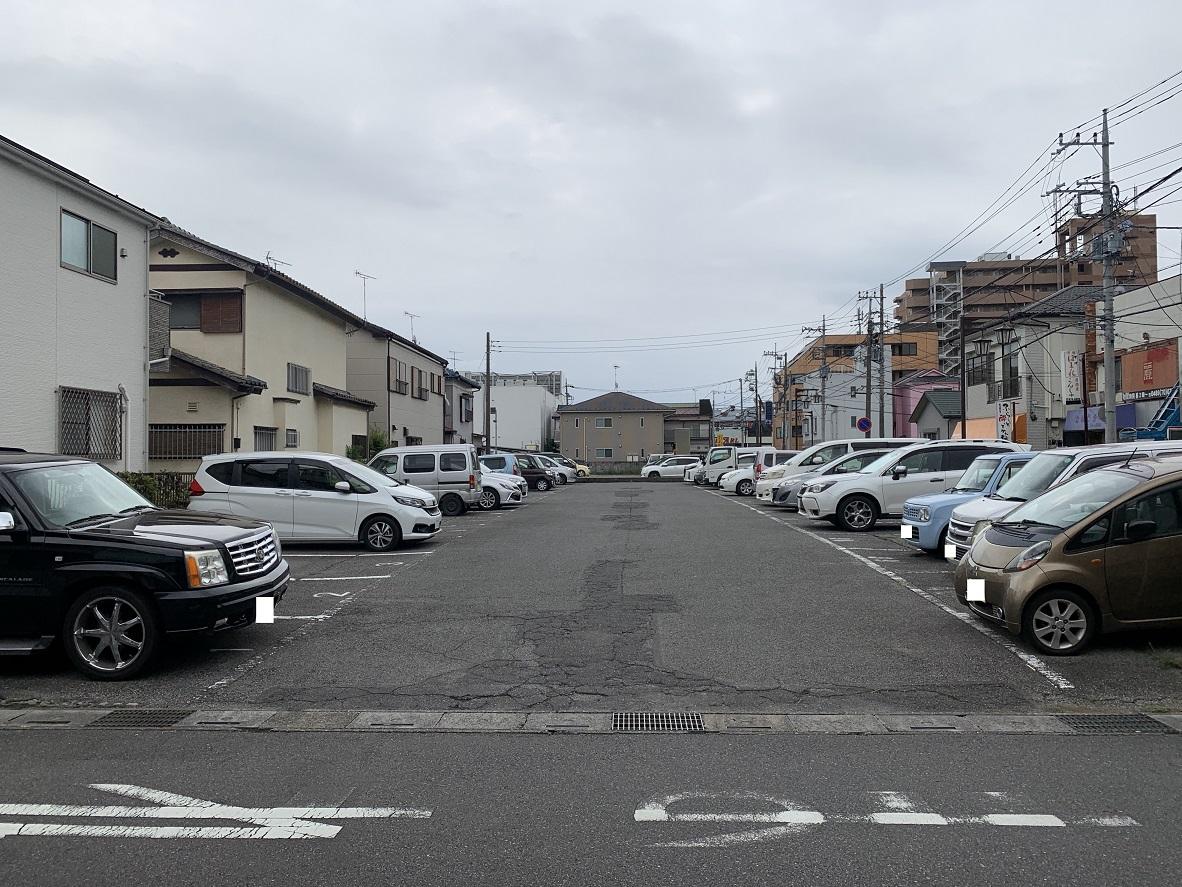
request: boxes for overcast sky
[5,0,1182,409]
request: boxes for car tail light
[755,463,763,475]
[189,478,205,496]
[468,474,476,489]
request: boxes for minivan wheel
[439,494,465,517]
[64,587,159,681]
[736,479,755,496]
[536,478,552,491]
[836,495,878,531]
[555,474,568,485]
[360,515,401,551]
[1023,589,1096,656]
[478,488,500,510]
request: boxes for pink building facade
[893,370,959,438]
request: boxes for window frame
[59,209,118,284]
[402,453,436,473]
[594,447,614,459]
[594,417,613,429]
[287,363,312,396]
[285,428,300,448]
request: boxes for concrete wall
[346,332,445,446]
[0,155,152,469]
[474,384,558,450]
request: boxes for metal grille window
[59,386,122,459]
[966,353,993,388]
[148,424,225,460]
[253,426,278,450]
[287,363,311,395]
[60,210,117,282]
[390,358,409,395]
[411,367,429,400]
[1000,341,1020,400]
[461,395,473,422]
[285,428,299,448]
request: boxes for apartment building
[557,392,668,464]
[0,135,160,470]
[346,323,449,447]
[895,214,1158,372]
[147,223,374,470]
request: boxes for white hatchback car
[797,439,1028,532]
[478,471,527,510]
[535,454,577,485]
[189,451,441,551]
[644,456,702,479]
[719,466,757,496]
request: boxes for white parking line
[296,575,391,582]
[704,490,1074,690]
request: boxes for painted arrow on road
[0,783,431,839]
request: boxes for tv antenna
[353,270,376,319]
[404,311,420,343]
[264,251,291,270]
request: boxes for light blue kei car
[900,451,1035,554]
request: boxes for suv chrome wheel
[64,587,159,680]
[837,496,877,531]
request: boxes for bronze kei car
[955,457,1182,655]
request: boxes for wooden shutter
[200,293,243,333]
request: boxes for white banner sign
[1060,351,1083,402]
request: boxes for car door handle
[274,490,293,496]
[929,478,944,482]
[294,491,312,497]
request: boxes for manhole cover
[89,710,195,729]
[612,712,705,733]
[1057,714,1175,735]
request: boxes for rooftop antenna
[264,251,291,270]
[449,350,462,366]
[353,270,376,319]
[1122,446,1139,469]
[404,311,420,344]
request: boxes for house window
[286,428,300,448]
[1114,356,1123,392]
[575,448,580,458]
[253,426,278,450]
[574,417,580,428]
[430,372,443,395]
[60,210,117,282]
[640,417,645,427]
[891,342,918,357]
[411,367,429,400]
[595,417,613,428]
[148,423,225,459]
[850,415,858,428]
[287,363,311,395]
[1000,341,1020,400]
[390,358,409,395]
[595,448,613,458]
[59,386,121,459]
[460,395,473,423]
[166,294,202,329]
[966,352,993,388]
[199,292,242,333]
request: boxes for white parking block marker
[945,543,958,560]
[900,525,913,539]
[967,578,986,602]
[255,597,274,624]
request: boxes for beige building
[557,392,669,465]
[147,224,374,471]
[345,323,448,447]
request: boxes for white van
[696,446,759,485]
[755,438,920,503]
[368,444,482,517]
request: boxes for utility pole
[739,377,745,445]
[752,364,762,446]
[959,315,968,439]
[1100,108,1117,443]
[484,332,492,453]
[864,310,873,438]
[803,315,828,442]
[878,282,886,434]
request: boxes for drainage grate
[1057,714,1176,735]
[612,712,705,733]
[89,710,195,729]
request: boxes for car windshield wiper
[64,513,118,527]
[118,505,155,514]
[994,519,1061,531]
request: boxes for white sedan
[719,466,757,496]
[644,456,702,479]
[477,472,527,510]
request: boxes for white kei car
[719,466,757,496]
[644,456,702,479]
[477,471,527,510]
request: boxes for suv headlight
[270,529,282,560]
[1004,540,1051,572]
[393,494,427,508]
[806,481,837,494]
[184,549,229,588]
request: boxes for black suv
[0,454,289,680]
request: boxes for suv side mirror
[334,481,352,494]
[0,512,15,532]
[891,465,908,479]
[1124,519,1157,542]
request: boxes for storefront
[1063,403,1135,446]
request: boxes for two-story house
[0,134,161,470]
[557,392,669,464]
[146,223,374,470]
[444,368,480,445]
[345,322,449,447]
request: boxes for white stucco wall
[0,154,152,469]
[473,384,558,450]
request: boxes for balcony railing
[987,377,1021,403]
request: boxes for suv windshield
[858,448,910,475]
[994,452,1073,501]
[10,462,153,528]
[952,456,1002,492]
[999,469,1143,530]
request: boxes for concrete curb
[1,708,1177,735]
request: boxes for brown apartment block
[894,213,1158,372]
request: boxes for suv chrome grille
[947,518,973,546]
[226,530,279,577]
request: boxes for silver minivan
[368,444,482,516]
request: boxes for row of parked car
[695,436,1182,656]
[0,443,584,680]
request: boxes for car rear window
[206,462,234,484]
[440,452,467,472]
[483,456,507,470]
[403,454,435,473]
[238,461,289,488]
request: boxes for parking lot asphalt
[2,482,1180,713]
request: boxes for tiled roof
[910,388,962,422]
[166,349,267,393]
[560,391,673,413]
[313,382,375,409]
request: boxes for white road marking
[296,575,392,582]
[285,552,433,558]
[703,491,1074,691]
[0,783,430,840]
[312,591,351,598]
[274,615,329,621]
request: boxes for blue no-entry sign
[856,417,872,433]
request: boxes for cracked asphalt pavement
[2,482,1180,712]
